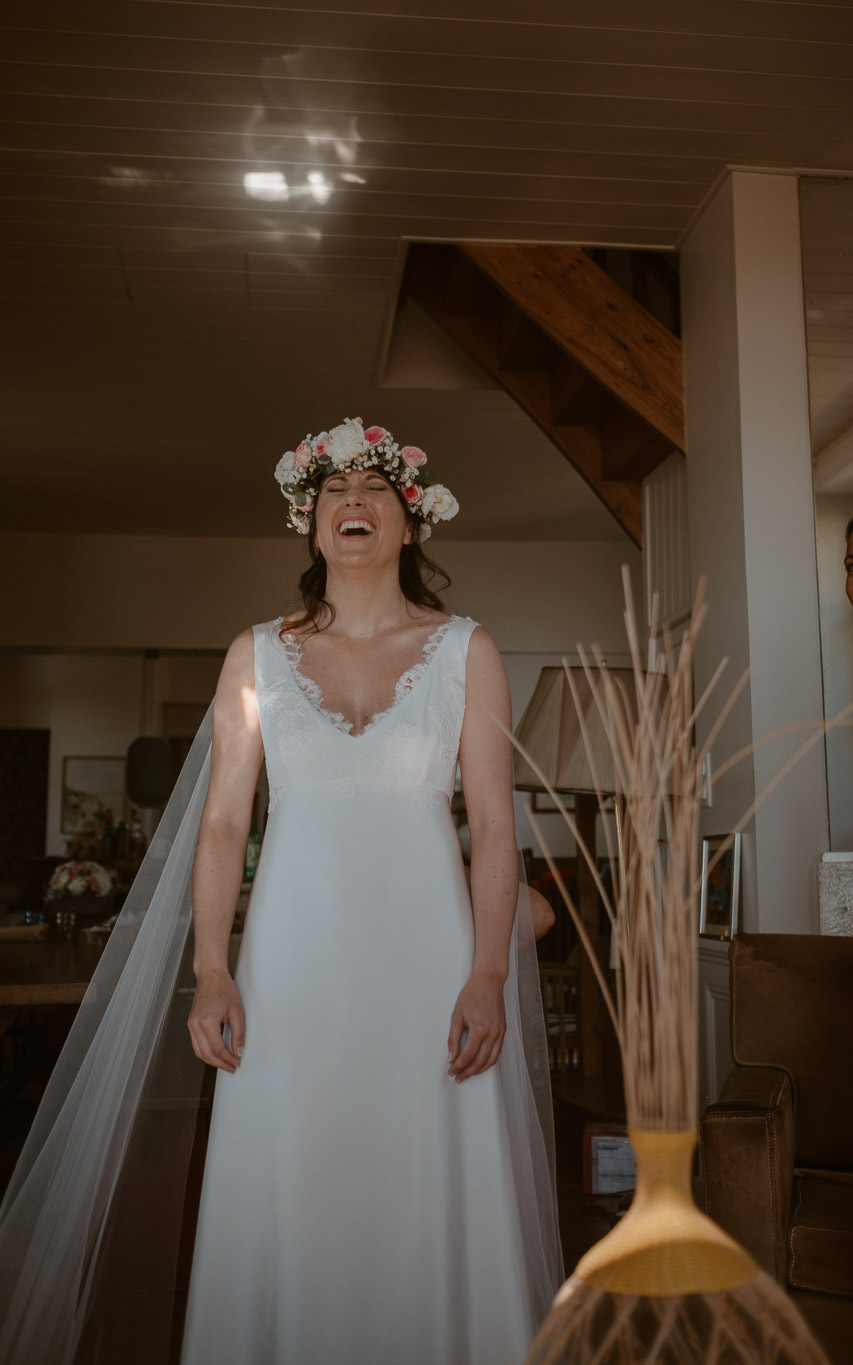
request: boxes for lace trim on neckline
[278,615,457,738]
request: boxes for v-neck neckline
[278,616,458,739]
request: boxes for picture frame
[699,833,741,940]
[61,756,126,834]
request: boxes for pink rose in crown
[401,445,427,469]
[364,425,386,446]
[294,441,313,469]
[313,432,329,457]
[403,484,423,505]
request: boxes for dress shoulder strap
[450,614,480,657]
[429,615,479,684]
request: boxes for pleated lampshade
[513,666,640,796]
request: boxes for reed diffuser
[519,571,829,1365]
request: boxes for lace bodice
[253,615,479,811]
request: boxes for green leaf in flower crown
[294,491,307,506]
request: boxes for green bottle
[244,823,262,883]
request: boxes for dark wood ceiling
[2,1,851,539]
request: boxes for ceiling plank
[1,28,851,110]
[116,1,853,44]
[3,65,852,149]
[3,6,853,80]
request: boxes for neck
[321,566,413,638]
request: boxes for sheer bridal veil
[0,709,214,1365]
[0,702,561,1364]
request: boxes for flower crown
[274,417,459,541]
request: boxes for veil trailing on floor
[0,705,562,1365]
[0,708,214,1365]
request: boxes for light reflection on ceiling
[2,1,850,540]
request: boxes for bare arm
[187,628,264,1073]
[448,627,517,1082]
[461,870,555,944]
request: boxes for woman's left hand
[447,972,507,1083]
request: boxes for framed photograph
[61,756,126,834]
[699,834,742,940]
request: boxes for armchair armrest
[700,1065,795,1284]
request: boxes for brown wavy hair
[282,473,451,635]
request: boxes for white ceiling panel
[2,1,852,540]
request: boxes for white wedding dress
[180,614,562,1365]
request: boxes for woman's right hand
[188,969,245,1073]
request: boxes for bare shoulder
[464,625,510,710]
[212,628,261,742]
[223,626,255,673]
[459,624,512,763]
[408,607,453,631]
[215,627,255,698]
[466,624,506,676]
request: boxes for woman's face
[845,530,853,609]
[314,468,413,571]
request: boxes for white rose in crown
[326,417,366,466]
[275,451,299,485]
[275,418,459,536]
[421,484,459,522]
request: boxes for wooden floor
[1,1015,628,1341]
[550,1073,628,1274]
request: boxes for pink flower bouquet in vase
[515,572,829,1365]
[45,860,116,939]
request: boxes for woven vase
[526,1130,829,1365]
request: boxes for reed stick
[511,570,853,1130]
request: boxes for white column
[681,170,828,937]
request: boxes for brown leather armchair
[700,933,853,1364]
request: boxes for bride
[181,418,562,1363]
[0,418,562,1365]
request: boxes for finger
[447,1009,465,1064]
[190,1030,237,1073]
[449,1026,487,1076]
[456,1022,504,1078]
[227,1004,246,1060]
[188,1013,238,1073]
[454,1037,495,1083]
[199,1019,239,1072]
[480,1037,504,1075]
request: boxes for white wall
[0,531,641,859]
[681,170,828,937]
[0,532,639,654]
[0,654,143,856]
[815,496,853,848]
[680,170,830,1108]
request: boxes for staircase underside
[402,243,685,548]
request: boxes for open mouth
[338,519,376,537]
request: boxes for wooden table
[0,937,105,1007]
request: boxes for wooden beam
[461,244,684,452]
[404,247,643,544]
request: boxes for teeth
[339,519,375,535]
